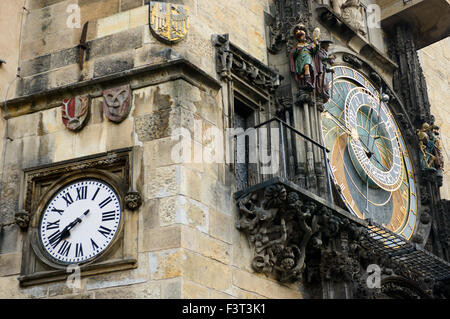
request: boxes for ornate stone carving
[213,34,233,81]
[236,184,325,282]
[15,210,30,231]
[61,95,90,131]
[340,0,366,36]
[267,0,313,55]
[124,191,142,210]
[213,34,281,93]
[390,24,432,127]
[103,85,132,123]
[342,53,363,69]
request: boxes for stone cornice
[3,57,221,119]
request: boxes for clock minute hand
[60,210,90,241]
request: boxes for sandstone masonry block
[0,252,21,276]
[232,268,302,299]
[94,283,160,299]
[183,249,232,292]
[93,50,135,78]
[140,225,181,252]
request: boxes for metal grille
[361,221,450,281]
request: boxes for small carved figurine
[289,24,320,90]
[417,122,439,171]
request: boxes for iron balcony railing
[232,117,450,283]
[233,116,333,202]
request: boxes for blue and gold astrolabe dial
[321,66,418,240]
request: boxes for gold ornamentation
[149,2,189,44]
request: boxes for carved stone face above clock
[321,66,418,240]
[38,179,122,265]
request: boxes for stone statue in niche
[289,24,320,90]
[340,0,367,35]
[416,122,444,171]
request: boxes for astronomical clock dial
[321,66,418,240]
[38,179,122,265]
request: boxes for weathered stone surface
[73,124,107,158]
[0,276,45,299]
[87,27,142,60]
[8,111,41,139]
[41,107,66,134]
[21,54,51,77]
[0,252,21,276]
[93,51,135,78]
[161,277,182,299]
[121,0,143,12]
[49,63,80,88]
[50,47,79,70]
[182,279,211,299]
[232,268,302,299]
[21,73,49,96]
[146,165,180,199]
[182,226,231,264]
[135,109,171,142]
[140,225,182,252]
[94,283,160,299]
[86,253,148,291]
[183,249,232,292]
[148,249,184,280]
[209,209,233,244]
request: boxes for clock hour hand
[59,210,90,241]
[358,139,390,172]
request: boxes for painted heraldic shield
[149,2,189,43]
[103,85,131,123]
[61,96,90,131]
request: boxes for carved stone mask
[103,85,131,123]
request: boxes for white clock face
[39,179,122,265]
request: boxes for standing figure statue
[432,125,445,170]
[289,24,320,90]
[417,123,439,171]
[315,40,336,102]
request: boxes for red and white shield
[61,96,90,131]
[102,85,131,123]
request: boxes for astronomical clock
[321,66,418,240]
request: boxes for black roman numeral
[58,241,71,257]
[48,231,62,248]
[76,186,88,200]
[99,197,112,209]
[62,192,74,207]
[91,238,99,250]
[51,207,64,215]
[102,211,116,222]
[46,220,60,230]
[98,225,112,238]
[91,187,100,201]
[75,243,84,258]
